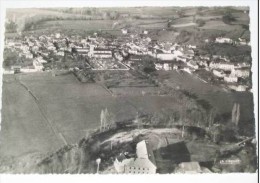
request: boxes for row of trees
[5,21,17,33]
[100,108,115,132]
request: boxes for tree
[222,13,236,24]
[232,103,240,126]
[53,42,60,51]
[134,112,142,129]
[3,48,19,68]
[5,21,17,33]
[109,11,119,20]
[100,108,115,131]
[196,7,204,16]
[196,19,206,27]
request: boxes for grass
[1,72,195,157]
[201,20,243,31]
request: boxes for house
[232,67,250,78]
[121,29,128,35]
[20,66,37,73]
[200,55,210,60]
[114,52,124,61]
[143,30,148,35]
[37,57,47,64]
[176,56,187,62]
[25,52,33,59]
[33,59,44,71]
[55,33,61,39]
[87,35,97,42]
[224,75,238,83]
[11,65,21,73]
[188,45,196,49]
[156,53,175,61]
[187,60,199,70]
[213,69,225,78]
[56,51,65,56]
[155,63,164,70]
[209,61,235,71]
[114,140,157,174]
[238,38,248,45]
[155,63,173,71]
[75,47,89,55]
[215,37,233,44]
[228,84,248,92]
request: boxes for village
[4,27,251,92]
[0,6,257,174]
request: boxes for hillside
[0,126,256,174]
[5,6,250,41]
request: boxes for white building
[224,75,238,83]
[89,45,112,58]
[75,47,89,55]
[156,53,175,61]
[114,140,157,174]
[213,69,225,78]
[228,85,247,92]
[232,68,250,78]
[187,61,198,70]
[121,29,128,35]
[143,30,148,35]
[33,59,44,71]
[209,61,235,71]
[215,37,233,44]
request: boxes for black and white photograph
[0,0,258,177]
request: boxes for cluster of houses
[4,30,251,91]
[205,36,250,46]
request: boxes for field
[1,72,187,158]
[5,6,250,45]
[2,6,254,162]
[156,70,255,135]
[36,20,116,31]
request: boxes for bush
[196,19,206,27]
[3,48,19,68]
